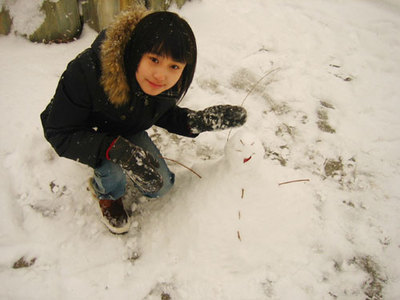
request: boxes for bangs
[150,37,193,64]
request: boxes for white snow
[1,0,400,299]
[6,0,45,36]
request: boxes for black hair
[124,11,197,100]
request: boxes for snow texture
[6,0,45,36]
[1,0,400,299]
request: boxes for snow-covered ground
[1,0,400,299]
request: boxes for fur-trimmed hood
[99,6,150,107]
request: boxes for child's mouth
[147,80,164,89]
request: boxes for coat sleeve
[40,54,115,168]
[155,105,199,138]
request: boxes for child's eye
[171,65,180,70]
[149,56,159,63]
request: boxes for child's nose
[153,70,166,82]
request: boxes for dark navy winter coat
[41,9,195,168]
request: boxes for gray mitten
[187,105,247,134]
[107,136,162,194]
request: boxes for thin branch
[237,230,242,241]
[227,67,281,141]
[278,179,310,186]
[161,156,202,179]
[240,67,281,107]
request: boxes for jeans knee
[93,160,126,200]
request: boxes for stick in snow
[278,179,310,186]
[161,156,202,179]
[227,67,281,141]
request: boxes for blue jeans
[91,131,175,200]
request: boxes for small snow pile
[6,0,45,36]
[224,130,265,169]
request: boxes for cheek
[135,63,142,81]
[136,57,151,77]
[171,70,184,85]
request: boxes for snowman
[223,130,265,172]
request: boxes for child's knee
[93,160,126,199]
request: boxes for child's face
[136,53,186,96]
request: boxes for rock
[0,5,12,35]
[29,0,82,43]
[82,0,131,32]
[82,0,189,32]
[146,0,188,11]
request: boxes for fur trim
[100,6,150,107]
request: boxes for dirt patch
[317,108,336,133]
[13,256,37,269]
[349,256,387,300]
[324,158,344,178]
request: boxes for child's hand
[188,105,247,134]
[107,137,162,194]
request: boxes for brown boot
[98,198,131,234]
[88,178,130,234]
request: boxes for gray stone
[29,0,82,43]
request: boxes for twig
[240,67,281,107]
[241,188,245,199]
[161,156,202,179]
[227,67,280,141]
[237,230,242,241]
[278,179,310,186]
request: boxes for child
[41,6,247,234]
